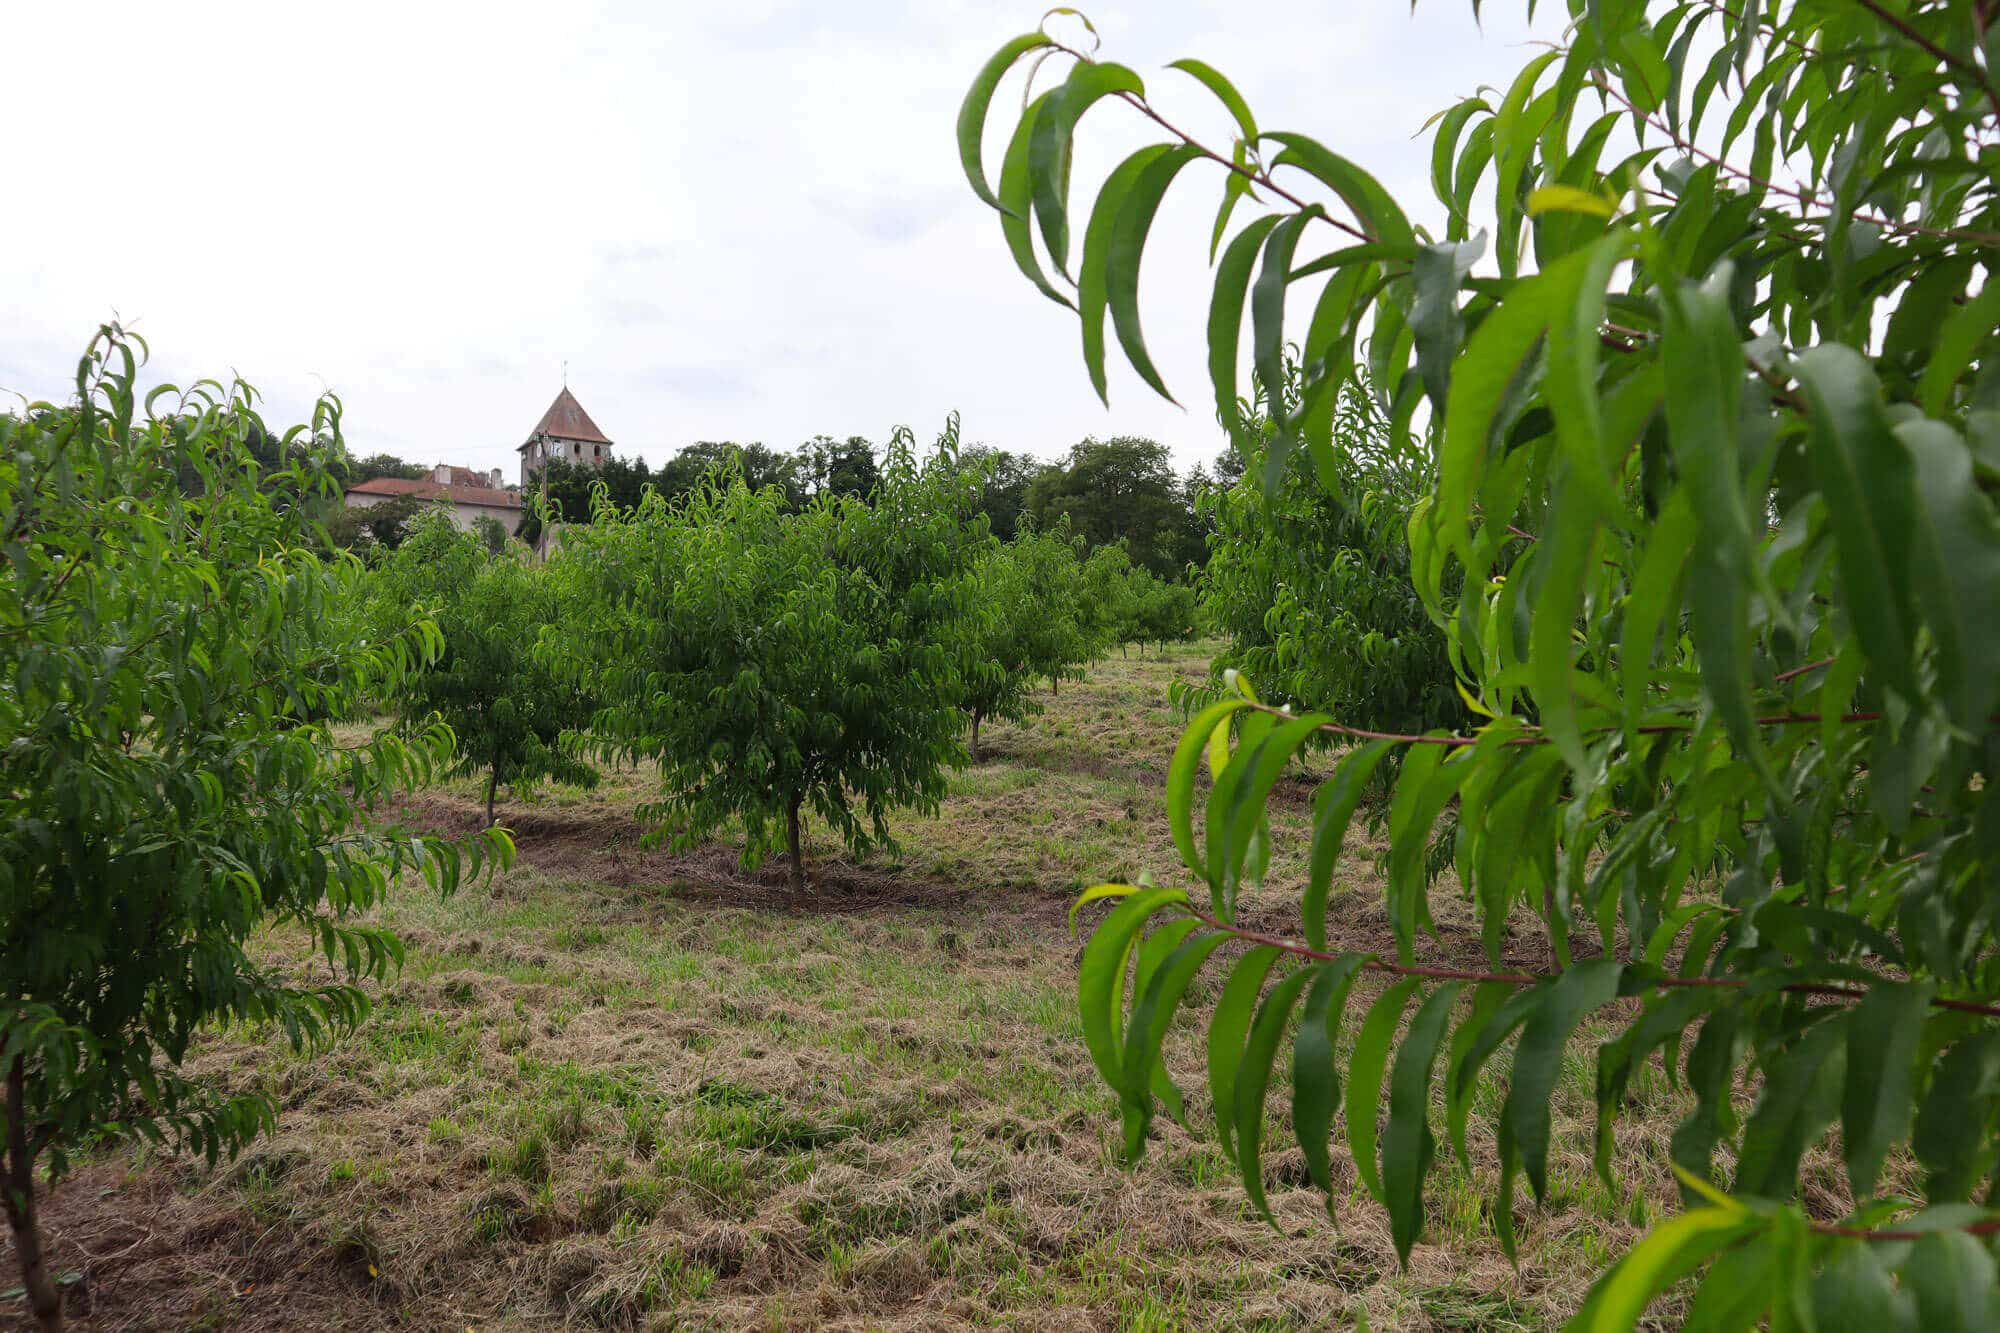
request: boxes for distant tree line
[515,433,1214,579]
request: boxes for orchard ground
[12,644,1830,1331]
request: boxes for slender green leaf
[957,33,1054,210]
[1384,983,1462,1262]
[1347,977,1419,1203]
[1235,966,1318,1222]
[1293,954,1369,1208]
[1208,945,1283,1160]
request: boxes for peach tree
[372,511,600,827]
[964,1,2000,1324]
[957,525,1097,759]
[541,421,983,894]
[0,328,510,1330]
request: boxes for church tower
[518,386,614,486]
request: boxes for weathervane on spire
[562,359,568,388]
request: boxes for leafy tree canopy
[1026,435,1204,577]
[1201,365,1465,737]
[540,419,983,892]
[372,512,600,826]
[0,328,509,1329]
[964,1,2000,1323]
[956,524,1097,758]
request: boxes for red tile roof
[521,386,611,448]
[345,477,523,509]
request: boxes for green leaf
[1079,145,1179,406]
[1736,1014,1848,1199]
[1303,739,1395,952]
[1384,982,1462,1263]
[1293,955,1368,1208]
[1662,267,1776,788]
[1207,215,1285,455]
[1384,740,1469,963]
[1436,255,1572,560]
[1107,144,1204,401]
[1208,945,1282,1161]
[1208,711,1327,906]
[1900,421,2000,733]
[957,33,1054,210]
[1167,58,1259,143]
[1408,237,1476,414]
[1263,133,1415,250]
[1791,345,1920,701]
[1120,929,1231,1159]
[1529,475,1604,772]
[1167,698,1246,879]
[1905,1231,2000,1333]
[1527,184,1617,219]
[1450,985,1540,1166]
[1593,990,1721,1189]
[1235,965,1318,1222]
[1913,1031,2000,1202]
[1069,881,1140,937]
[1251,210,1319,453]
[1619,487,1695,735]
[1076,885,1188,1090]
[1029,62,1145,279]
[1842,979,1935,1199]
[1811,1241,1916,1332]
[1346,977,1419,1203]
[1503,959,1622,1203]
[1918,279,2000,416]
[1568,1206,1758,1333]
[997,91,1079,310]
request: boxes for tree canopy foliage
[956,524,1098,758]
[964,1,2000,1324]
[1201,366,1465,737]
[0,329,509,1329]
[1026,434,1207,577]
[372,512,600,826]
[540,421,983,893]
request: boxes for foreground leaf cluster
[965,0,2000,1323]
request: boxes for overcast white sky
[3,1,1556,479]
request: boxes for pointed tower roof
[524,386,611,446]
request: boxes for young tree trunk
[785,795,806,899]
[1050,676,1059,697]
[5,1056,61,1332]
[485,768,500,829]
[969,710,983,763]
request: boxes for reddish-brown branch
[1044,38,1373,245]
[1232,696,1917,749]
[1177,906,2000,1017]
[1815,1217,2000,1240]
[1773,656,1838,683]
[1852,0,2000,123]
[1599,79,2000,245]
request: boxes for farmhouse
[342,463,524,533]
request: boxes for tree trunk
[1050,676,1059,697]
[485,768,499,828]
[5,1056,61,1332]
[785,795,806,899]
[969,710,983,763]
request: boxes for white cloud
[1,0,1558,478]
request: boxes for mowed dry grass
[13,644,1717,1331]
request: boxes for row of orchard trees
[363,418,1199,892]
[0,332,1195,1327]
